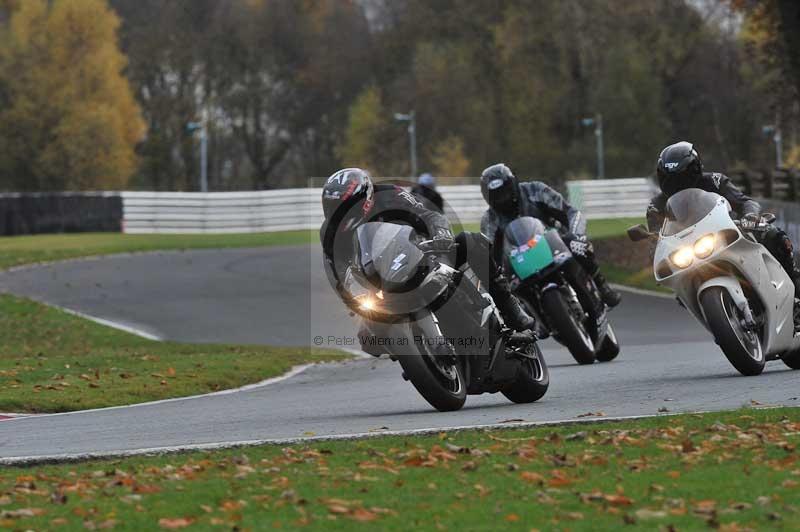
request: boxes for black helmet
[321,168,375,232]
[480,163,519,217]
[656,141,703,198]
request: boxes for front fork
[697,277,758,330]
[555,259,607,342]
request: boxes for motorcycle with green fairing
[500,217,621,365]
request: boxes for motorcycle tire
[700,287,765,376]
[398,339,467,412]
[502,342,550,404]
[540,289,596,365]
[781,349,800,370]
[595,323,621,362]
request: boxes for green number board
[509,235,554,280]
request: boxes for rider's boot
[489,272,537,333]
[789,268,800,331]
[773,230,800,328]
[594,272,622,308]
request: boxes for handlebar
[734,214,773,232]
[418,239,458,254]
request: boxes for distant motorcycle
[500,217,620,365]
[628,188,800,376]
[345,222,549,411]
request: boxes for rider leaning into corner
[646,141,800,301]
[320,168,538,356]
[479,163,622,308]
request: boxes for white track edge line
[56,306,163,341]
[3,407,787,466]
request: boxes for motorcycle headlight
[693,233,716,259]
[357,291,383,311]
[671,246,694,269]
[359,297,376,311]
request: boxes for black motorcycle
[500,217,620,365]
[345,222,549,412]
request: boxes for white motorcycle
[628,188,800,376]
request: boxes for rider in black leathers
[320,168,537,355]
[411,173,444,213]
[647,141,800,299]
[479,163,622,307]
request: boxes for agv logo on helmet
[487,179,505,190]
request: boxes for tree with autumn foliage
[0,0,145,191]
[733,0,800,168]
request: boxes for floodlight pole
[394,111,418,178]
[187,112,209,192]
[762,124,783,168]
[581,113,605,179]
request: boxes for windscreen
[355,222,408,271]
[504,217,547,250]
[661,188,722,236]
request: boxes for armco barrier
[0,192,122,236]
[566,178,654,220]
[5,170,800,236]
[120,190,323,234]
[120,180,653,234]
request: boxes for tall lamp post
[394,111,418,178]
[762,124,783,168]
[581,114,605,180]
[187,110,209,192]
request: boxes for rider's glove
[739,213,761,231]
[646,205,664,233]
[568,234,593,258]
[420,235,455,254]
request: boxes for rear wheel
[397,337,466,412]
[700,287,765,376]
[781,350,800,369]
[502,342,549,404]
[541,289,595,365]
[596,323,621,362]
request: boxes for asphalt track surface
[1,246,799,462]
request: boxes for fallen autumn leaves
[1,407,799,530]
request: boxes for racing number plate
[509,235,554,280]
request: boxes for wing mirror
[627,224,652,242]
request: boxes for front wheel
[700,287,765,376]
[502,342,550,403]
[596,323,621,362]
[540,288,595,365]
[397,338,467,412]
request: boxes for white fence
[121,190,323,234]
[566,178,655,220]
[121,179,653,234]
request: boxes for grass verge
[2,408,799,530]
[0,231,316,271]
[0,295,348,413]
[586,217,644,241]
[588,217,670,293]
[602,264,665,293]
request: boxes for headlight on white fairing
[671,246,694,269]
[693,233,716,259]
